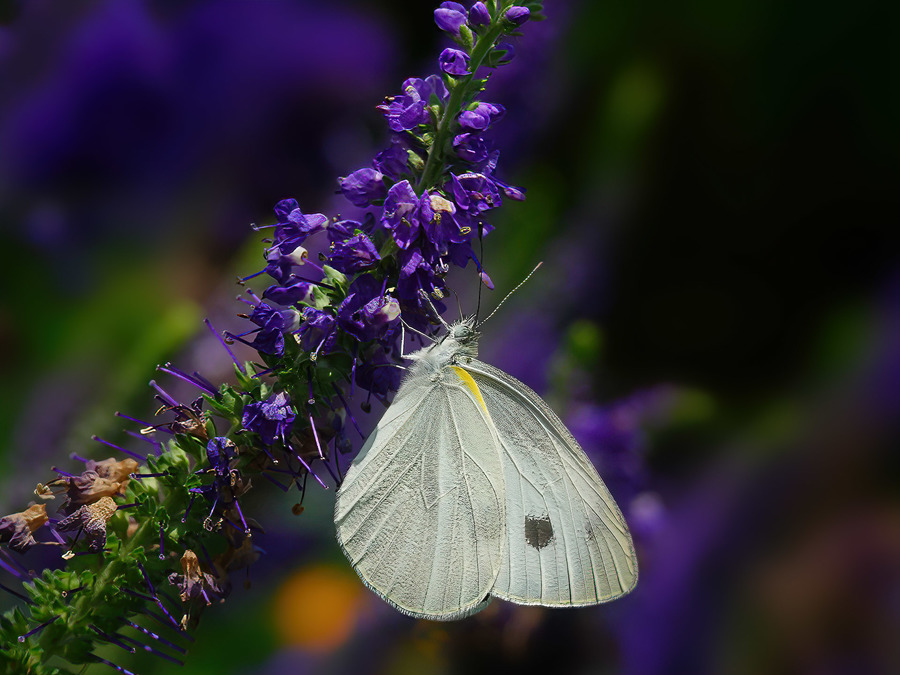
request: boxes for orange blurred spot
[272,564,365,653]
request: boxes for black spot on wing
[524,515,553,550]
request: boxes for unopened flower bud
[468,2,490,27]
[504,6,530,26]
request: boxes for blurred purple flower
[0,0,397,260]
[492,41,516,65]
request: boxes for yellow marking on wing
[450,366,488,414]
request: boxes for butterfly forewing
[464,360,638,606]
[334,369,506,620]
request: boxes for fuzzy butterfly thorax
[406,317,481,382]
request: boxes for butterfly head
[444,316,480,359]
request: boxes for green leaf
[457,24,475,51]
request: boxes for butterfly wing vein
[464,360,638,606]
[335,375,505,620]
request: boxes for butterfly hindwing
[464,360,638,606]
[334,368,505,620]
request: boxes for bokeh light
[272,563,367,654]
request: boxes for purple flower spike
[439,48,471,76]
[338,168,387,207]
[504,6,530,25]
[468,2,490,27]
[382,180,421,249]
[434,2,467,35]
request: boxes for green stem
[39,480,182,664]
[69,519,155,627]
[416,19,508,192]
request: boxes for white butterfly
[334,316,638,620]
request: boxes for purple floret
[451,172,502,214]
[337,275,401,343]
[329,234,381,274]
[241,393,296,447]
[458,102,505,131]
[439,48,471,76]
[373,140,410,180]
[338,168,387,207]
[382,180,422,249]
[377,78,434,132]
[297,307,337,356]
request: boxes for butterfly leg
[398,319,434,361]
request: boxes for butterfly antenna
[418,289,451,331]
[475,223,485,322]
[476,262,543,329]
[399,317,435,343]
[450,286,463,322]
